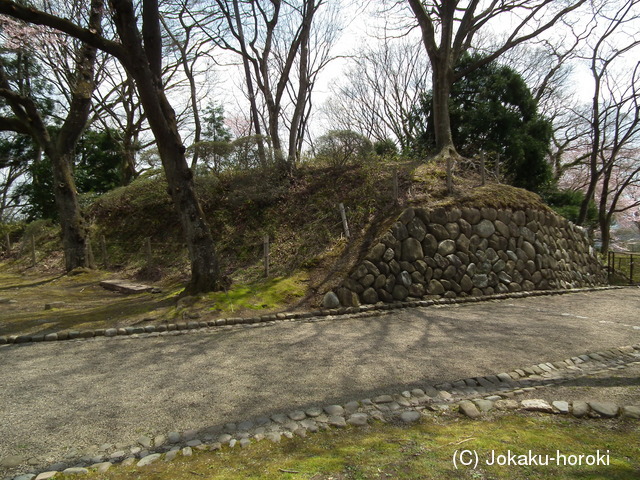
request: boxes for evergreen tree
[410,54,553,192]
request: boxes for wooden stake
[146,237,152,267]
[495,154,500,181]
[31,235,36,266]
[446,157,453,195]
[480,152,486,186]
[339,203,350,239]
[392,170,399,205]
[101,235,109,268]
[5,233,10,252]
[263,235,270,278]
[86,240,95,268]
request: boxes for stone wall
[329,205,606,307]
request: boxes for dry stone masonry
[332,206,606,307]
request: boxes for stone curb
[455,397,640,420]
[0,286,624,347]
[6,341,640,480]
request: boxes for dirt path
[1,288,639,477]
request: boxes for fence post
[5,233,11,252]
[392,170,399,205]
[101,235,109,269]
[480,152,486,186]
[263,235,270,278]
[495,154,500,182]
[339,203,350,239]
[87,240,95,268]
[145,237,152,267]
[446,157,453,194]
[31,235,36,266]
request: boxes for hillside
[0,158,569,330]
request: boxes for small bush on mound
[374,138,398,157]
[315,130,373,167]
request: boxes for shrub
[374,138,398,157]
[544,188,597,227]
[315,130,373,167]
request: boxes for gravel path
[1,288,639,476]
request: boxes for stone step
[99,279,157,294]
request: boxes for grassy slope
[87,160,411,314]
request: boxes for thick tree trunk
[267,102,288,174]
[135,75,220,293]
[120,137,137,185]
[431,63,456,156]
[51,152,89,270]
[158,139,220,294]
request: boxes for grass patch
[0,263,309,336]
[68,414,639,480]
[205,272,308,313]
[0,264,184,337]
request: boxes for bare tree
[90,56,146,185]
[588,62,640,252]
[160,0,220,171]
[323,35,429,150]
[404,0,587,162]
[574,0,640,231]
[205,0,337,174]
[283,0,341,164]
[0,0,223,293]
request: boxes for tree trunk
[577,176,598,225]
[431,62,456,156]
[599,214,611,254]
[134,73,220,293]
[231,0,267,166]
[597,167,612,253]
[267,102,287,174]
[50,152,89,270]
[287,7,310,172]
[120,134,137,185]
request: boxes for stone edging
[6,341,640,480]
[0,286,624,346]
